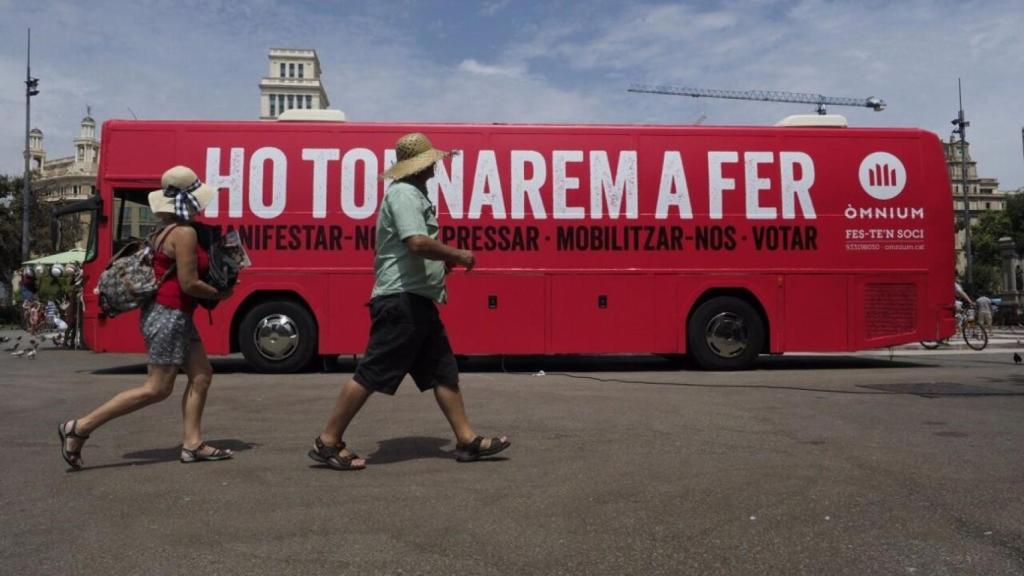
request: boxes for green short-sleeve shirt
[370,181,447,303]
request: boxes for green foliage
[967,193,1024,295]
[0,174,84,302]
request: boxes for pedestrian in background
[19,268,37,302]
[309,133,510,471]
[58,166,235,470]
[975,294,993,329]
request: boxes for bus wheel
[238,301,317,373]
[687,296,764,370]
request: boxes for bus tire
[687,296,764,371]
[238,300,318,373]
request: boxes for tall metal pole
[957,79,973,286]
[22,29,32,264]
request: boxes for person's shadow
[309,436,452,467]
[69,439,258,472]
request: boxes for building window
[289,63,295,77]
[270,95,276,117]
[278,94,285,113]
[306,95,312,108]
[298,63,304,78]
[985,202,991,210]
[280,63,285,78]
[287,95,294,109]
[296,96,303,109]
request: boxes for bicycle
[920,306,988,351]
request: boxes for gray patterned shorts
[140,302,200,366]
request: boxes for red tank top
[152,225,209,312]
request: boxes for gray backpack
[96,225,177,317]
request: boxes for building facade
[944,136,1005,227]
[259,48,331,119]
[943,136,1013,274]
[29,113,99,205]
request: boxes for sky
[1,0,1022,189]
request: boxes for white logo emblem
[859,152,906,200]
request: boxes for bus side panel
[195,298,235,355]
[324,273,375,353]
[444,273,547,354]
[549,274,661,353]
[848,273,928,350]
[90,313,147,354]
[783,275,848,351]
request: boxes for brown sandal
[454,436,511,462]
[307,436,366,471]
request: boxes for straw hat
[380,133,453,181]
[148,165,217,218]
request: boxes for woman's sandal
[454,435,511,462]
[180,442,234,463]
[307,436,366,471]
[58,419,89,470]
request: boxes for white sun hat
[148,165,217,220]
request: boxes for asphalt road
[2,334,1023,575]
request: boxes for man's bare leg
[433,382,507,450]
[318,378,372,465]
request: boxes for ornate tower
[259,48,331,119]
[74,108,99,165]
[28,127,45,173]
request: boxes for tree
[967,192,1024,295]
[0,174,84,302]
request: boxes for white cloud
[457,59,525,78]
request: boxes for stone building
[29,112,99,204]
[943,136,1012,271]
[27,112,104,250]
[258,48,331,119]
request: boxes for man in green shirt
[309,133,511,470]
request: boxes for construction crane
[628,84,885,115]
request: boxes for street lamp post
[952,79,972,286]
[22,28,40,264]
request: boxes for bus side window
[112,189,159,253]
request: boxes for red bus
[70,114,955,371]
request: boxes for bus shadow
[752,355,929,370]
[454,354,928,373]
[89,353,931,376]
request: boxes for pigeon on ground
[26,348,36,359]
[3,337,21,352]
[1014,352,1021,365]
[0,335,10,343]
[11,349,25,357]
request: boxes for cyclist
[954,278,973,312]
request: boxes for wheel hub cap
[253,314,299,361]
[705,312,748,358]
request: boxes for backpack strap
[150,224,179,284]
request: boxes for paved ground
[1,329,1023,575]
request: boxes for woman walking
[59,166,234,470]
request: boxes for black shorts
[352,293,459,395]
